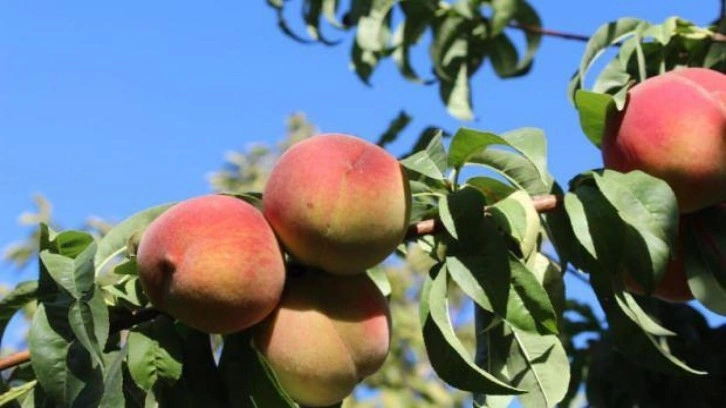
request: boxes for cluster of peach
[602,68,726,302]
[135,134,411,407]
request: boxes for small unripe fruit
[263,134,411,275]
[136,195,286,334]
[253,270,392,407]
[602,68,726,213]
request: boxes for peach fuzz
[602,68,726,213]
[263,134,411,275]
[136,194,286,334]
[253,270,392,407]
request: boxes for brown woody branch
[510,21,726,44]
[404,193,561,239]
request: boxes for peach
[263,134,411,275]
[253,269,392,407]
[136,195,286,334]
[602,68,726,213]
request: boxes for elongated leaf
[421,265,523,394]
[488,189,541,259]
[400,131,447,180]
[50,231,95,260]
[574,90,616,148]
[589,268,705,375]
[98,348,127,408]
[468,150,551,195]
[127,316,183,392]
[568,17,645,101]
[94,203,173,273]
[219,332,297,407]
[594,170,679,292]
[392,0,436,83]
[28,304,104,407]
[0,281,38,343]
[350,39,381,85]
[67,287,110,367]
[442,188,557,334]
[0,381,37,407]
[356,0,395,51]
[161,328,228,407]
[449,128,548,189]
[440,59,473,120]
[376,110,411,147]
[481,320,569,408]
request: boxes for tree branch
[0,350,30,371]
[405,193,561,239]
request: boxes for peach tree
[1,2,726,407]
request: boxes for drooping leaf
[127,316,183,392]
[94,203,173,273]
[482,323,570,407]
[683,205,726,315]
[219,332,297,407]
[574,90,616,148]
[0,381,37,407]
[0,281,38,343]
[376,110,412,147]
[400,131,447,180]
[594,170,679,293]
[28,304,104,407]
[421,265,524,395]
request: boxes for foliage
[267,0,542,120]
[1,6,726,408]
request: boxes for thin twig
[0,350,30,371]
[405,193,561,239]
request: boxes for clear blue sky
[1,1,724,350]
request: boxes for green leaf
[449,128,548,189]
[376,110,411,147]
[400,131,447,180]
[28,304,104,407]
[0,281,38,344]
[442,188,557,334]
[482,322,570,408]
[127,316,184,391]
[574,90,616,148]
[67,286,110,367]
[98,349,127,408]
[439,58,474,120]
[568,17,645,101]
[40,241,96,300]
[356,0,395,52]
[489,0,517,35]
[468,150,551,195]
[421,265,524,395]
[94,203,173,274]
[0,381,37,407]
[50,231,95,259]
[350,40,381,85]
[392,1,436,83]
[219,332,297,407]
[589,268,706,375]
[488,189,541,259]
[160,328,228,407]
[367,266,392,297]
[594,170,679,293]
[306,0,342,45]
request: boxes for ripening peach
[253,270,392,407]
[136,195,286,334]
[263,134,411,275]
[602,68,726,213]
